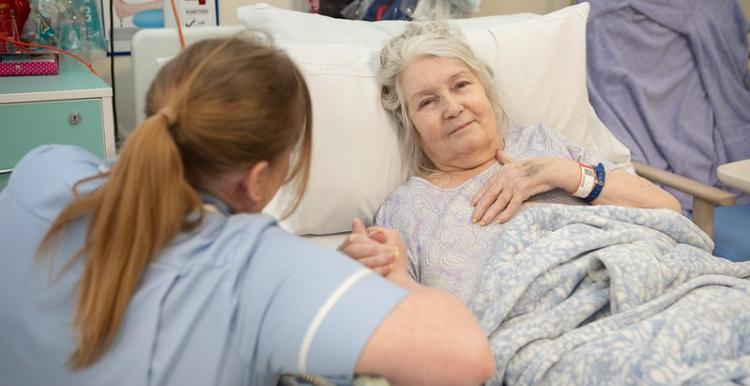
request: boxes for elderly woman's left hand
[471,150,557,225]
[338,219,411,278]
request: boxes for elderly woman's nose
[442,95,464,118]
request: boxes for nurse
[0,34,492,386]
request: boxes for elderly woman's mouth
[449,120,476,135]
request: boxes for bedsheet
[469,205,750,385]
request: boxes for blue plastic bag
[22,0,106,60]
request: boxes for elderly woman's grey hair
[378,21,505,177]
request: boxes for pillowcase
[238,2,631,235]
[237,3,534,47]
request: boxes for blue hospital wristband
[584,163,605,202]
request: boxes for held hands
[471,150,556,225]
[338,219,409,278]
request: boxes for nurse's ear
[241,161,271,213]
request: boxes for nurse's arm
[355,272,495,386]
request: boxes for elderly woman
[341,22,680,304]
[340,22,750,386]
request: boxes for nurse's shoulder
[6,144,105,221]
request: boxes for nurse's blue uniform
[0,145,406,386]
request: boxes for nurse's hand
[471,150,556,225]
[338,219,398,276]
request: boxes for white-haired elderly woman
[338,22,680,304]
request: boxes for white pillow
[240,3,632,235]
[238,3,534,47]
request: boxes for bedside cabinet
[0,59,116,190]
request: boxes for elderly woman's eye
[455,80,471,89]
[418,98,435,109]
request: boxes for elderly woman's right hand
[471,150,557,225]
[338,219,407,277]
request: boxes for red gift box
[0,53,59,76]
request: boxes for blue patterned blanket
[469,205,750,385]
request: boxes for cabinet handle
[68,112,82,126]
[0,168,12,175]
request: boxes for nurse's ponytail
[37,33,313,369]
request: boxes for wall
[477,0,571,16]
[95,0,750,140]
[92,56,133,143]
[478,0,750,18]
[220,0,296,25]
[91,0,295,142]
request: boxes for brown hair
[37,33,312,369]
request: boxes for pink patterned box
[0,54,59,76]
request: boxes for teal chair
[714,205,750,262]
[713,160,750,262]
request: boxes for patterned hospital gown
[375,124,619,305]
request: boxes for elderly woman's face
[400,55,500,172]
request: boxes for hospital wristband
[573,163,597,198]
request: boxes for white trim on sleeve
[298,268,372,373]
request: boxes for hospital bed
[133,3,627,250]
[131,3,749,384]
[132,2,746,252]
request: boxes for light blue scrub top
[0,145,407,386]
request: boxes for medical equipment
[0,0,29,52]
[21,0,106,60]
